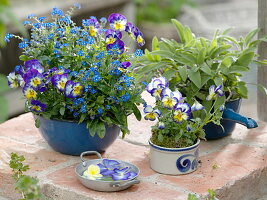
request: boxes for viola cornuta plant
[144,77,225,148]
[5,4,145,138]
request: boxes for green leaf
[97,122,106,138]
[19,55,30,62]
[214,76,223,86]
[137,62,166,75]
[188,70,201,88]
[221,56,235,67]
[236,52,255,67]
[197,48,206,65]
[35,118,40,128]
[237,81,248,98]
[184,26,194,44]
[151,50,173,58]
[245,28,259,46]
[96,96,104,104]
[229,65,249,73]
[152,36,159,51]
[59,107,65,116]
[88,120,97,137]
[171,19,185,43]
[200,64,212,75]
[79,113,86,123]
[132,104,141,121]
[163,68,176,80]
[178,66,187,82]
[144,49,154,61]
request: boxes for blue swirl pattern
[176,149,199,173]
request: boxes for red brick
[0,113,43,146]
[0,137,68,174]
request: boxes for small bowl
[75,151,140,192]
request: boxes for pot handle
[110,179,140,188]
[80,151,102,167]
[222,108,258,129]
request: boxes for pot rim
[149,139,200,152]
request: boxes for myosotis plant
[6,5,145,138]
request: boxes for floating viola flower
[144,105,161,121]
[83,164,103,180]
[23,84,37,99]
[108,13,127,31]
[106,39,125,54]
[23,69,44,89]
[98,159,120,176]
[161,88,182,109]
[146,77,168,99]
[173,103,191,123]
[64,80,84,98]
[111,167,132,181]
[191,101,204,111]
[51,74,68,92]
[29,100,47,112]
[25,59,44,73]
[206,85,224,101]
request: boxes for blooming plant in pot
[5,5,145,155]
[136,19,265,140]
[144,77,225,175]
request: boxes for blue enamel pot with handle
[38,116,120,156]
[204,99,258,140]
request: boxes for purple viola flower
[146,77,169,99]
[29,100,47,112]
[173,103,191,123]
[206,85,224,101]
[161,88,183,109]
[158,122,165,129]
[105,29,122,44]
[125,22,135,40]
[23,84,37,99]
[55,68,71,75]
[7,72,20,88]
[111,167,131,181]
[25,59,44,73]
[108,13,127,31]
[23,69,44,89]
[14,65,25,76]
[144,105,161,121]
[106,39,125,54]
[64,80,84,98]
[121,62,131,69]
[134,27,145,46]
[191,101,204,111]
[97,159,120,176]
[83,18,100,37]
[51,74,68,92]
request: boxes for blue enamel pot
[38,117,120,156]
[204,99,258,140]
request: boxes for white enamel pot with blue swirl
[149,139,200,175]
